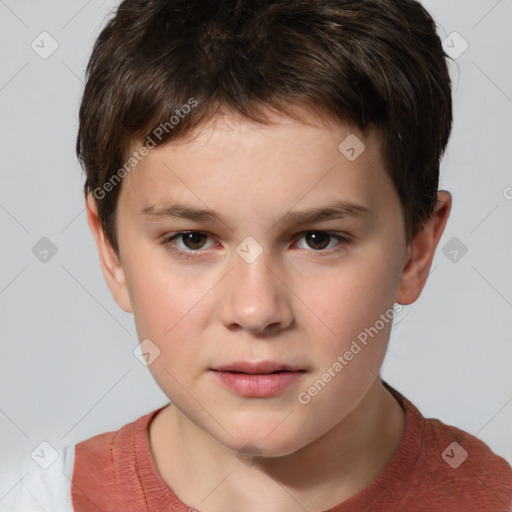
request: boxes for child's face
[96,109,414,456]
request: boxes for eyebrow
[140,200,372,227]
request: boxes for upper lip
[211,361,305,374]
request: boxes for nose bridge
[220,244,293,333]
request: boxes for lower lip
[211,370,305,397]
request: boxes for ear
[85,193,133,313]
[396,190,452,305]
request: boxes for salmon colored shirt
[71,380,512,511]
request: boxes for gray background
[1,0,511,505]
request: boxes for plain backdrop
[1,0,511,505]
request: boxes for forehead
[120,109,395,219]
[149,106,372,157]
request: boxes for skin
[86,106,451,512]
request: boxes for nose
[219,251,294,335]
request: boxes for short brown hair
[77,0,452,255]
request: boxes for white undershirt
[7,445,74,511]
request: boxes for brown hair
[77,0,452,255]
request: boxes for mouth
[211,361,306,375]
[210,361,306,397]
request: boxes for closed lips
[211,361,306,375]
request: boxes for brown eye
[294,231,350,252]
[304,231,331,250]
[165,231,214,253]
[179,232,209,250]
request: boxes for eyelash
[162,230,352,259]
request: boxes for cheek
[128,273,175,336]
[296,245,400,379]
[123,255,198,342]
[303,259,392,334]
[127,266,207,392]
[124,255,224,375]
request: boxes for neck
[149,378,406,512]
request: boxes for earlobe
[85,193,133,313]
[396,190,452,305]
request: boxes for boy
[12,0,512,510]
